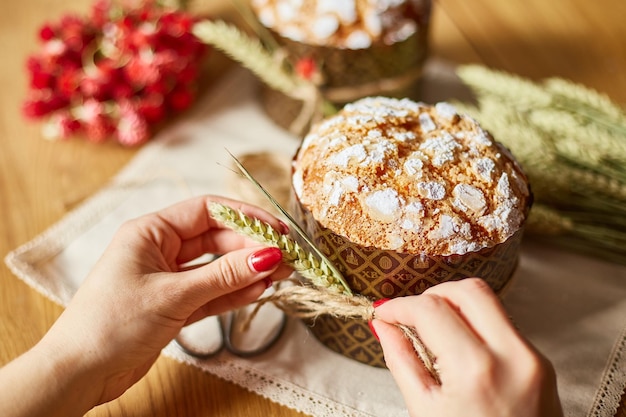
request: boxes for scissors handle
[174,309,288,359]
[173,315,225,359]
[222,310,288,358]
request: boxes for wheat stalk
[525,204,573,235]
[192,20,307,97]
[209,202,350,295]
[545,77,626,135]
[457,65,552,110]
[456,65,626,264]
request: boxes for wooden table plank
[436,0,626,103]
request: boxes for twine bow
[246,281,440,383]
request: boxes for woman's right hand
[370,278,563,417]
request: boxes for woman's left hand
[36,195,292,409]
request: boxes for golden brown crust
[292,97,531,256]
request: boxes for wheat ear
[209,202,350,295]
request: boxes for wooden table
[1,0,625,415]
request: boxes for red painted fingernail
[368,320,380,341]
[278,220,290,235]
[249,247,283,272]
[264,277,274,289]
[373,298,391,308]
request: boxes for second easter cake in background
[249,0,432,135]
[251,0,430,49]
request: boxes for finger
[178,248,293,280]
[155,196,289,265]
[174,246,284,313]
[185,278,271,324]
[422,278,520,353]
[371,320,439,393]
[154,195,288,242]
[175,229,266,265]
[374,294,486,370]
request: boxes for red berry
[144,78,170,95]
[177,64,198,84]
[295,57,317,81]
[129,24,154,50]
[48,93,69,111]
[123,57,161,87]
[84,115,113,143]
[39,24,56,41]
[80,77,103,99]
[30,69,54,89]
[44,111,82,139]
[121,16,135,31]
[153,49,181,73]
[137,93,165,123]
[112,83,135,99]
[76,98,105,123]
[22,99,50,119]
[42,39,68,58]
[55,68,80,99]
[22,92,67,119]
[80,62,118,100]
[63,117,82,136]
[116,108,149,146]
[23,0,210,145]
[168,86,194,111]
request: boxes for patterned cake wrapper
[291,195,526,368]
[258,6,431,135]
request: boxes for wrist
[0,341,104,417]
[26,330,107,417]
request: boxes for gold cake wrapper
[292,196,525,368]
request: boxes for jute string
[246,280,440,383]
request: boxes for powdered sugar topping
[293,96,530,255]
[417,181,446,200]
[474,157,496,182]
[252,0,425,48]
[419,112,436,132]
[404,154,424,177]
[330,144,367,167]
[435,102,457,120]
[453,184,487,215]
[311,15,340,39]
[364,188,401,222]
[419,133,461,167]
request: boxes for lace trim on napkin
[589,323,626,417]
[164,344,375,417]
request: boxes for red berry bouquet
[23,0,209,146]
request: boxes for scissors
[174,306,287,359]
[172,252,288,359]
[173,255,288,358]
